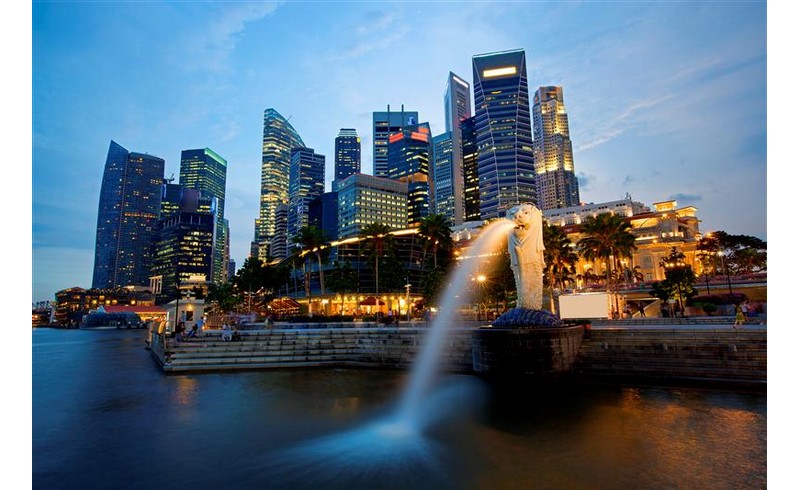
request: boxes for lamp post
[717,251,733,295]
[404,283,411,322]
[474,274,487,320]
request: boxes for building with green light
[180,148,228,283]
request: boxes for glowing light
[452,75,468,88]
[483,66,517,78]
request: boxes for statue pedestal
[471,324,585,377]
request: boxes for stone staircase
[592,316,765,327]
[575,327,767,386]
[151,328,475,374]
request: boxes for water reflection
[33,329,766,490]
[257,376,488,490]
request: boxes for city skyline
[32,2,767,302]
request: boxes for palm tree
[543,223,579,312]
[359,222,393,296]
[291,225,328,297]
[577,212,636,292]
[417,214,454,269]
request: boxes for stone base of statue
[471,309,585,377]
[491,307,562,328]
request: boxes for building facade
[472,49,537,219]
[92,140,165,289]
[432,132,455,223]
[444,72,472,224]
[270,203,290,260]
[387,122,433,226]
[288,147,325,243]
[532,86,580,210]
[334,173,408,239]
[54,286,155,327]
[544,198,703,283]
[255,108,305,258]
[334,128,361,182]
[180,148,228,283]
[149,190,216,303]
[460,116,481,222]
[309,191,339,241]
[372,106,418,178]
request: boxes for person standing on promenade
[733,304,745,328]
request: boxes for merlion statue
[506,203,545,310]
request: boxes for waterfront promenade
[150,317,766,388]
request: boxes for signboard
[559,292,611,319]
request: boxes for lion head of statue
[506,203,540,231]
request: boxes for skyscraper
[288,147,325,246]
[149,190,215,303]
[532,86,580,210]
[460,116,481,221]
[92,140,164,289]
[432,132,455,224]
[387,122,433,225]
[444,72,472,224]
[334,128,361,182]
[255,108,305,258]
[334,174,408,239]
[372,106,418,178]
[472,49,537,219]
[309,192,339,242]
[180,148,228,283]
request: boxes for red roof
[100,305,166,314]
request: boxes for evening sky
[32,1,768,302]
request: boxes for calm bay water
[33,328,766,489]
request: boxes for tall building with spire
[334,128,361,182]
[180,148,227,283]
[472,49,537,219]
[372,106,418,178]
[443,72,472,224]
[254,108,305,258]
[532,86,580,210]
[92,140,164,289]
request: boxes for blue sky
[31,1,768,302]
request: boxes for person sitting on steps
[221,323,232,342]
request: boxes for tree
[650,247,697,315]
[327,261,358,313]
[543,223,579,313]
[233,257,288,312]
[698,231,767,275]
[417,214,454,269]
[292,225,329,297]
[359,222,394,295]
[205,282,242,313]
[577,212,637,290]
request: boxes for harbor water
[33,328,766,489]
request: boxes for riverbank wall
[150,319,766,388]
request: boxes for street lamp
[404,283,411,321]
[717,251,733,295]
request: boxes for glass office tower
[387,122,433,226]
[444,72,472,224]
[334,128,361,182]
[288,147,326,246]
[373,106,418,178]
[180,148,228,283]
[92,140,165,289]
[255,108,305,258]
[472,49,537,219]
